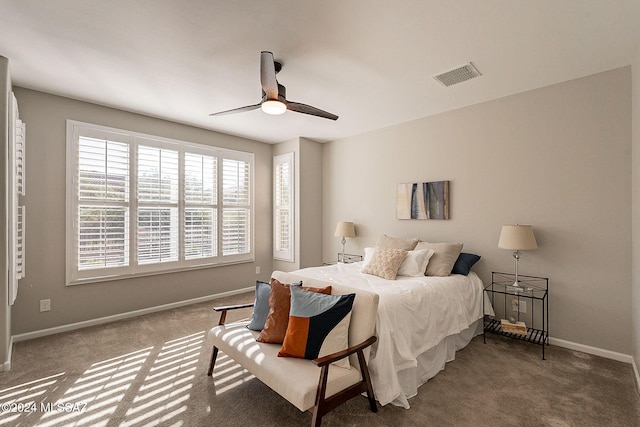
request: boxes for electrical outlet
[40,299,51,312]
[511,300,527,314]
[255,266,260,275]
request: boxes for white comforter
[293,262,491,408]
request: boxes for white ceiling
[1,0,639,144]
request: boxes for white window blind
[184,153,217,260]
[77,135,130,272]
[273,152,294,262]
[66,120,253,285]
[16,205,25,279]
[9,92,26,304]
[222,158,251,257]
[137,145,179,265]
[16,117,25,195]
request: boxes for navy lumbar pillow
[452,253,481,275]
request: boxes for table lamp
[334,221,356,262]
[498,224,538,288]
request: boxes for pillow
[246,281,272,331]
[361,246,408,280]
[375,234,419,251]
[362,247,375,268]
[415,242,463,276]
[397,248,435,277]
[256,280,331,344]
[452,252,481,276]
[278,285,355,369]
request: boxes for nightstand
[323,253,363,265]
[483,272,549,359]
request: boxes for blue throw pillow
[246,281,271,331]
[246,279,302,331]
[452,253,481,275]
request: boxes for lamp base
[511,280,533,292]
[340,238,347,263]
[512,251,522,289]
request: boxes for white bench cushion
[208,322,361,411]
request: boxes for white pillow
[397,248,435,277]
[363,247,435,277]
[362,247,375,268]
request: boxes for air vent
[433,63,481,87]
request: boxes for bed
[291,261,494,408]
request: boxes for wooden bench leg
[207,309,229,376]
[311,365,330,427]
[207,346,219,376]
[309,351,378,426]
[357,350,377,413]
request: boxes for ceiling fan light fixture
[210,52,337,120]
[261,100,287,115]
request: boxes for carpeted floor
[1,291,639,427]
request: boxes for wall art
[396,181,449,220]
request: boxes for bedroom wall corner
[0,56,11,371]
[9,87,273,335]
[323,67,632,355]
[272,137,323,273]
[298,137,323,268]
[631,41,640,389]
[273,138,300,272]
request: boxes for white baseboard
[12,286,253,343]
[550,337,638,394]
[2,336,13,372]
[633,357,640,395]
[549,337,633,364]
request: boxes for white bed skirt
[390,318,483,408]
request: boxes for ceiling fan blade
[209,103,261,117]
[260,51,279,100]
[286,101,339,121]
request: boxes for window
[66,121,253,285]
[184,152,217,260]
[273,152,294,262]
[136,144,179,265]
[8,92,26,305]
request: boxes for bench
[206,270,380,426]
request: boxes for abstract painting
[396,181,449,220]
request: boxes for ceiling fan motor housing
[261,83,286,102]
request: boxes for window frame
[273,152,294,262]
[66,120,254,286]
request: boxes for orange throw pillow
[256,278,331,344]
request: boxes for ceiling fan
[210,51,338,121]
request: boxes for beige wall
[11,87,273,335]
[632,46,640,370]
[323,67,632,354]
[298,138,323,268]
[1,57,11,369]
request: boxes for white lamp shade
[261,100,287,115]
[334,221,356,238]
[498,225,538,250]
